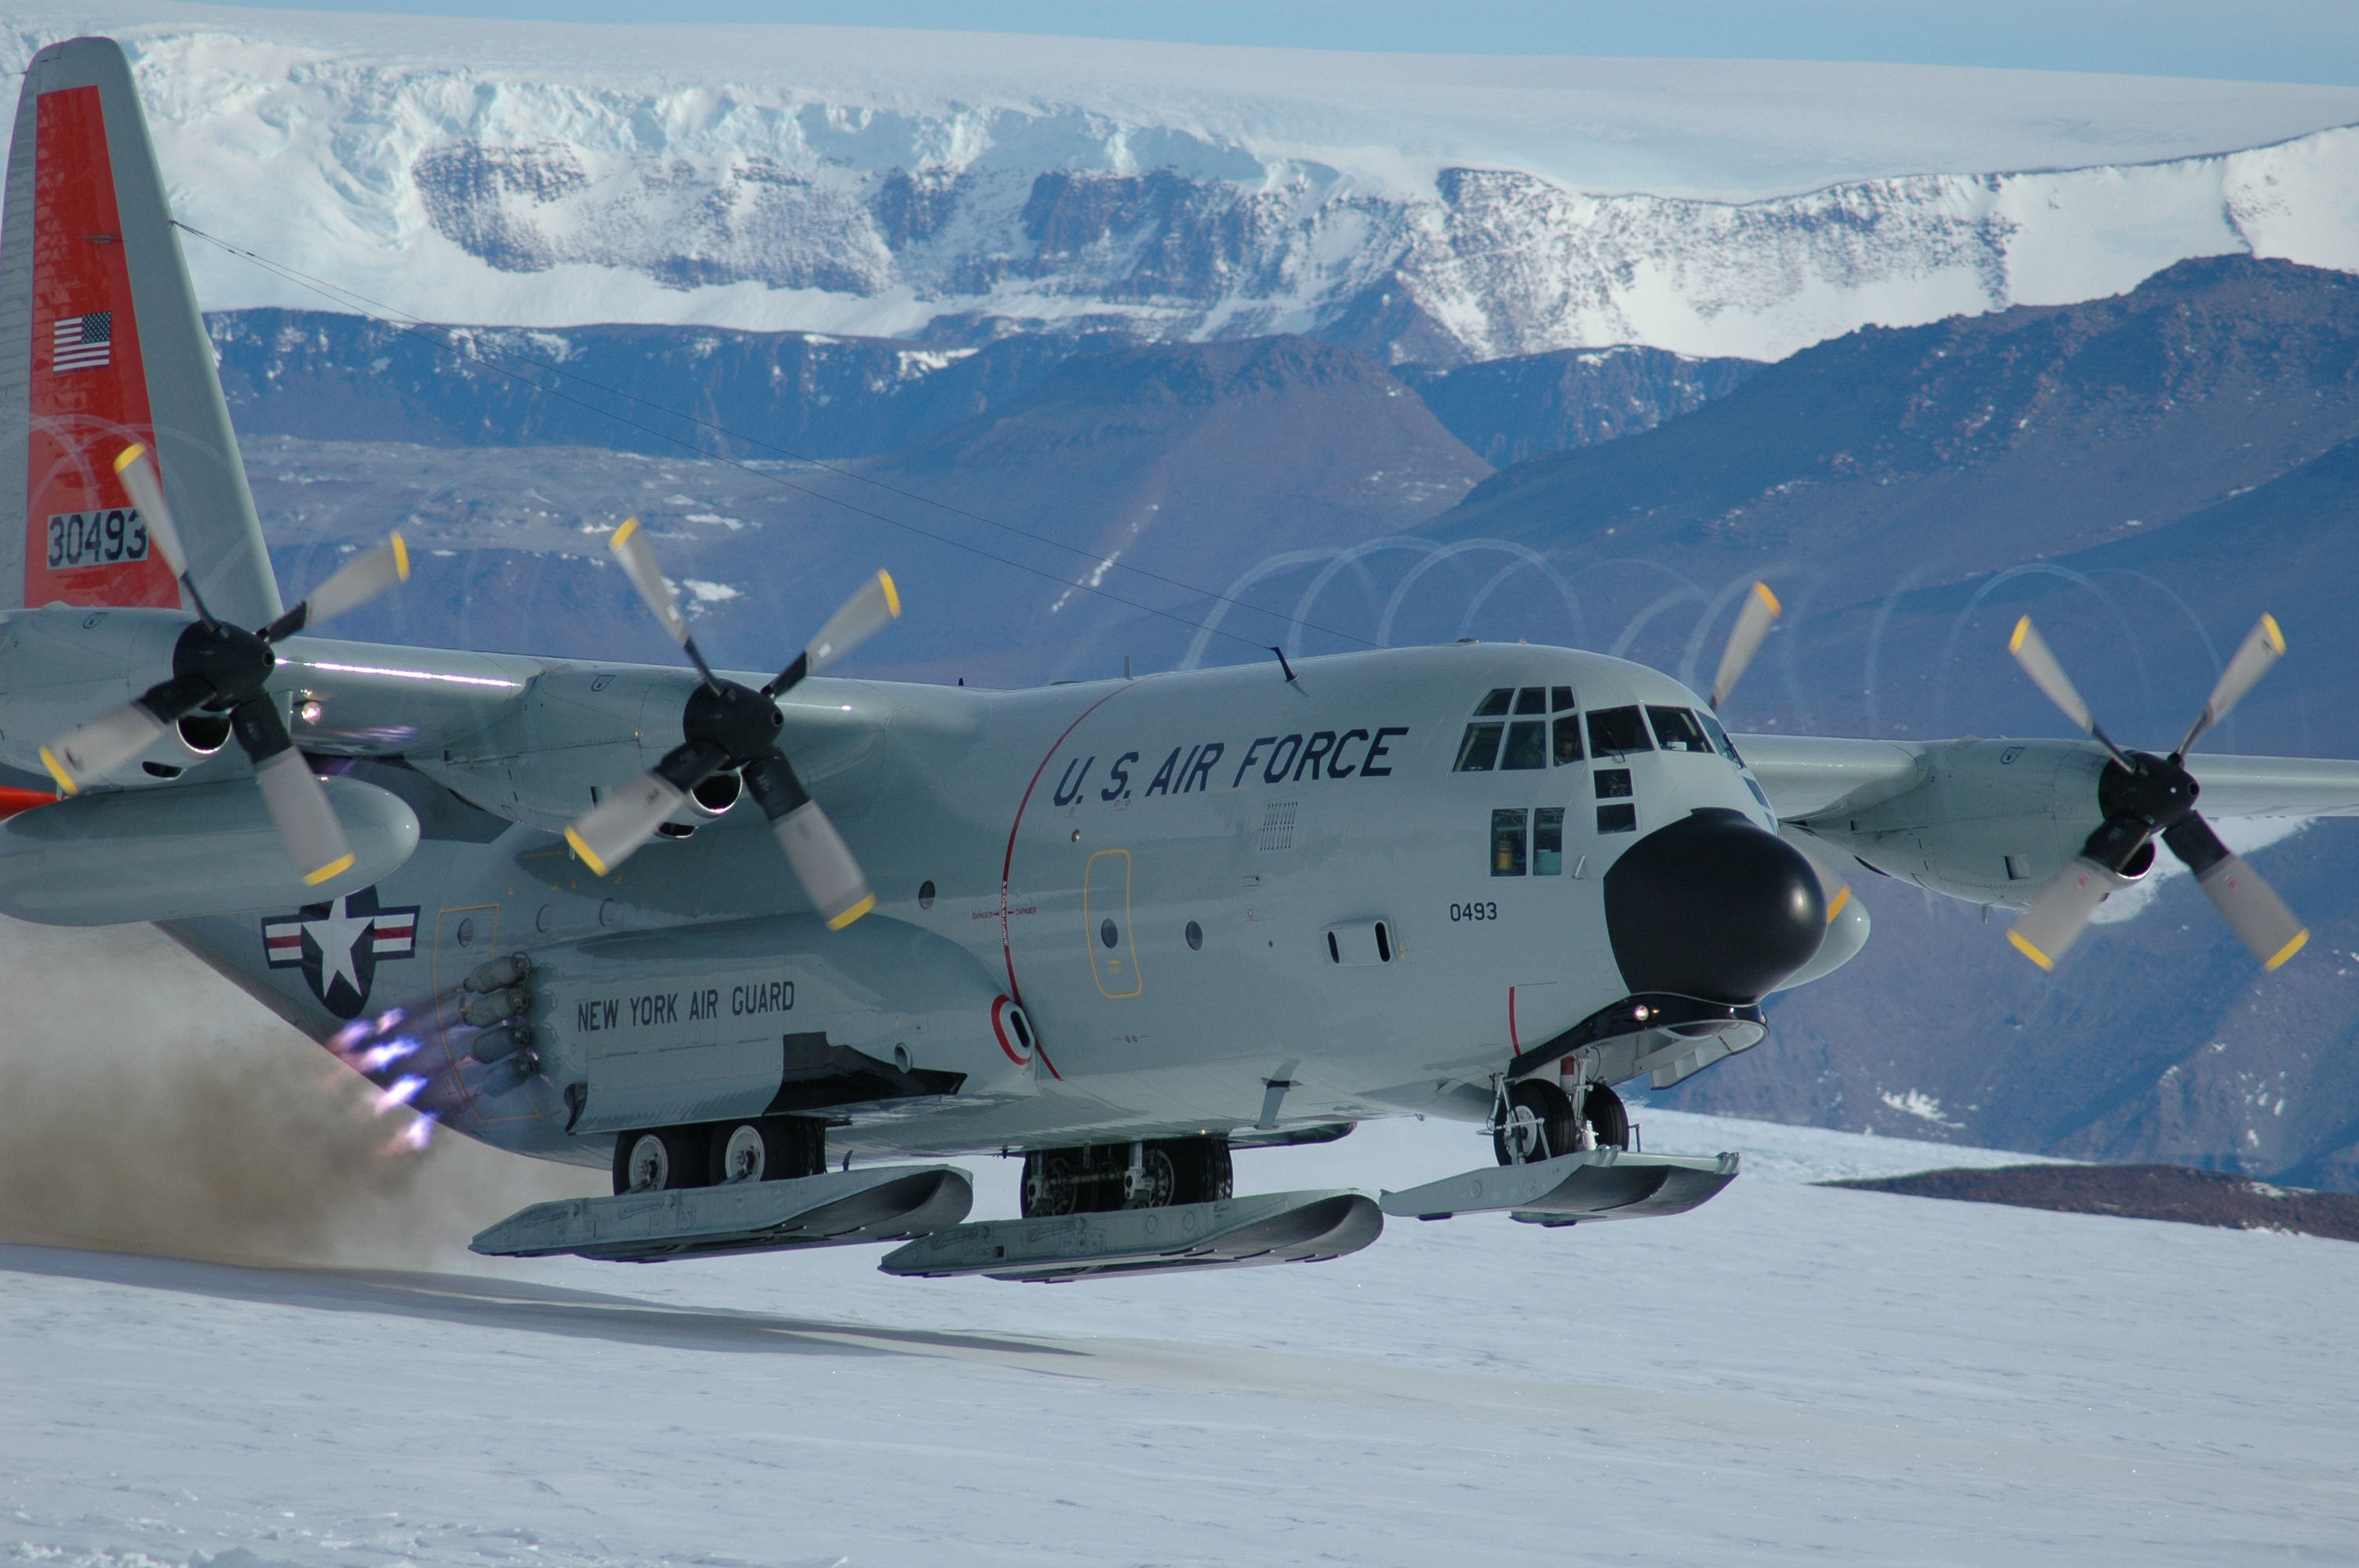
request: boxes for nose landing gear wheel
[1494,1079,1579,1166]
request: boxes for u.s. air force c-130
[6,38,2358,1280]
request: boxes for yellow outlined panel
[1083,849,1143,998]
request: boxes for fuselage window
[1647,706,1715,753]
[1454,722,1504,771]
[1552,714,1584,764]
[1514,686,1548,715]
[1598,803,1638,833]
[1697,709,1746,767]
[1474,688,1514,717]
[1500,720,1547,770]
[1587,706,1652,757]
[1550,686,1576,712]
[1534,807,1565,874]
[1594,768,1633,799]
[1491,808,1528,875]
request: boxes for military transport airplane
[5,38,2357,1279]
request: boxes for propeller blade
[266,534,409,641]
[234,698,355,886]
[743,751,874,929]
[766,570,902,696]
[111,443,189,579]
[609,517,690,649]
[562,741,730,877]
[2175,613,2284,758]
[39,700,170,793]
[563,772,685,877]
[1707,580,1779,711]
[2008,615,2129,767]
[2161,813,2310,971]
[2005,855,2122,971]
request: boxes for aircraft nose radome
[1603,808,1826,1004]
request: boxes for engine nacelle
[1794,737,2114,908]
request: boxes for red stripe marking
[998,685,1136,1081]
[1509,985,1521,1054]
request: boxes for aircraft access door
[1084,849,1142,997]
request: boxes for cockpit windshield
[1646,706,1715,754]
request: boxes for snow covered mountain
[9,5,2359,363]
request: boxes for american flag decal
[51,310,111,372]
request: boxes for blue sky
[212,1,2359,86]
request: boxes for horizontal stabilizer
[1379,1148,1739,1226]
[881,1189,1383,1282]
[471,1164,973,1262]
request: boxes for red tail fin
[1,38,279,622]
[22,81,175,609]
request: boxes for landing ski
[1379,1149,1739,1226]
[880,1188,1383,1282]
[471,1164,973,1262]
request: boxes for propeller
[2004,612,2306,973]
[562,517,897,931]
[1708,579,1781,712]
[38,442,409,886]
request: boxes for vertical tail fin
[0,36,279,625]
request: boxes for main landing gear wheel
[707,1116,827,1185]
[1494,1079,1579,1166]
[1582,1083,1630,1151]
[1020,1137,1234,1216]
[615,1127,708,1193]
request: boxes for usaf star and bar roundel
[262,885,420,1018]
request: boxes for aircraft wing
[1736,733,2359,820]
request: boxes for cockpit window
[1453,722,1504,771]
[1647,706,1715,753]
[1696,709,1746,767]
[1473,688,1514,717]
[1550,686,1576,712]
[1551,713,1584,764]
[1586,706,1652,757]
[1500,720,1547,769]
[1514,686,1548,715]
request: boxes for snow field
[5,1109,2356,1566]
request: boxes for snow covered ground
[9,5,2359,359]
[7,1062,2357,1563]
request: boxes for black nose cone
[1604,808,1826,1004]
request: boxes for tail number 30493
[1448,901,1499,922]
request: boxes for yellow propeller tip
[2261,612,2285,653]
[2005,927,2056,971]
[611,517,639,550]
[38,748,79,795]
[303,853,358,887]
[111,442,147,474]
[1753,580,1781,616]
[391,532,410,581]
[563,826,612,877]
[827,894,877,931]
[1825,884,1851,921]
[2264,927,2310,971]
[2008,616,2032,653]
[879,570,901,619]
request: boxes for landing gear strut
[1020,1137,1234,1217]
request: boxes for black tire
[1164,1138,1234,1204]
[1493,1079,1579,1166]
[1582,1083,1630,1151]
[1122,1145,1180,1208]
[613,1126,710,1194]
[707,1116,828,1184]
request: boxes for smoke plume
[0,914,597,1269]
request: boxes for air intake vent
[1256,801,1299,851]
